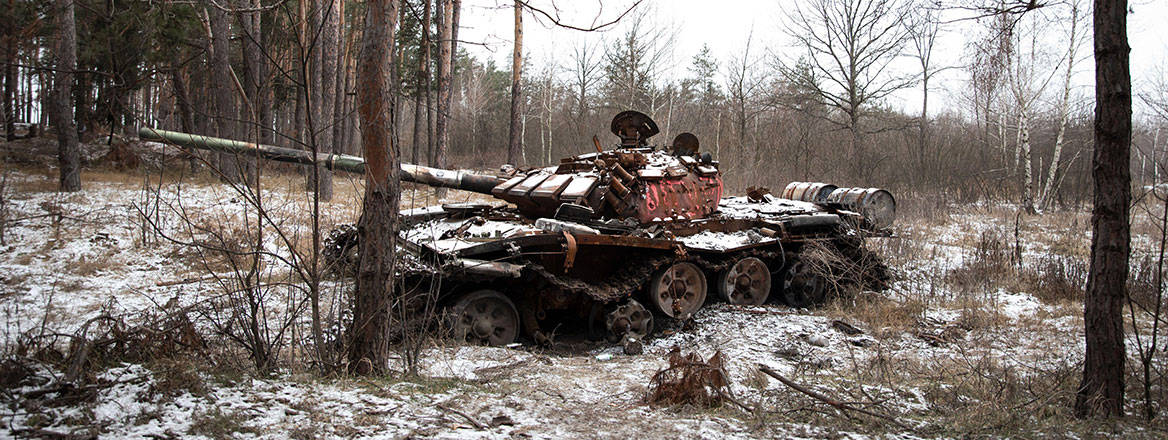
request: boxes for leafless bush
[1021,255,1087,304]
[1128,187,1168,422]
[134,163,332,375]
[0,296,211,438]
[912,350,1081,434]
[646,347,735,408]
[1129,255,1163,313]
[946,228,1013,293]
[800,238,893,304]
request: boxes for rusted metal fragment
[573,233,674,250]
[562,232,577,270]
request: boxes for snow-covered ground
[1,165,1163,438]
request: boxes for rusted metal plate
[573,233,676,250]
[559,176,598,203]
[506,173,551,199]
[635,173,723,223]
[491,175,527,199]
[531,174,573,203]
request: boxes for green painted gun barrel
[138,127,503,195]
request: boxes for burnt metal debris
[139,111,896,348]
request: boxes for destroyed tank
[139,111,895,348]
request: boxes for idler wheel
[605,299,654,342]
[717,257,771,305]
[781,260,827,308]
[649,262,708,318]
[451,290,520,346]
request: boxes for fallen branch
[10,428,96,440]
[437,403,487,430]
[758,365,912,431]
[155,276,217,287]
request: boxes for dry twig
[758,365,912,431]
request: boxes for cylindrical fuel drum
[781,182,838,203]
[825,187,897,230]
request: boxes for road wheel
[451,290,520,346]
[648,261,707,318]
[717,257,771,305]
[781,260,827,308]
[605,299,654,342]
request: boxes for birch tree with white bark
[1037,0,1087,209]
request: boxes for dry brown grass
[827,292,926,339]
[946,228,1014,294]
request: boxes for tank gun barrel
[138,127,502,194]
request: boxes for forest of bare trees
[4,0,1168,434]
[1,0,1161,206]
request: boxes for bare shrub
[0,299,211,434]
[647,347,734,408]
[1021,255,1087,304]
[134,164,340,374]
[946,228,1012,292]
[1128,255,1162,312]
[914,351,1080,434]
[895,192,951,226]
[801,238,893,302]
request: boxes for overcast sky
[453,0,1168,118]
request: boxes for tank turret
[139,110,724,224]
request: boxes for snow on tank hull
[142,110,893,349]
[382,187,890,349]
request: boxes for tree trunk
[239,0,265,143]
[450,0,461,60]
[350,0,399,375]
[434,0,453,171]
[1074,0,1131,419]
[170,68,198,170]
[1041,3,1079,209]
[434,0,455,175]
[423,0,433,165]
[307,0,338,201]
[4,0,15,142]
[919,73,929,182]
[257,3,274,146]
[411,0,430,164]
[54,0,79,192]
[332,0,347,153]
[1019,113,1035,212]
[507,1,523,165]
[208,0,241,182]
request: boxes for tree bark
[1019,113,1035,212]
[1041,2,1080,209]
[307,0,338,201]
[1075,0,1131,419]
[207,0,242,182]
[239,0,266,144]
[434,0,453,171]
[332,0,347,153]
[422,0,433,165]
[350,0,399,375]
[4,0,15,142]
[54,0,80,192]
[170,68,199,171]
[412,0,431,164]
[507,1,523,165]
